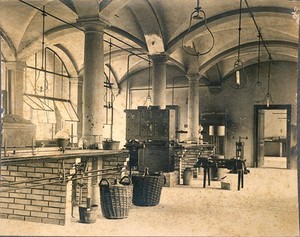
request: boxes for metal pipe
[80,166,125,175]
[244,0,272,59]
[71,170,124,182]
[103,40,149,62]
[0,175,61,187]
[0,169,124,192]
[103,31,145,56]
[19,0,83,32]
[125,53,148,110]
[27,66,70,78]
[126,53,134,110]
[0,35,2,162]
[18,0,150,63]
[0,179,64,193]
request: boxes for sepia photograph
[0,0,299,236]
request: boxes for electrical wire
[231,0,249,89]
[244,0,273,105]
[143,61,152,106]
[244,0,272,60]
[251,31,265,103]
[262,56,273,107]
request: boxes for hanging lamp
[231,0,248,89]
[263,56,273,107]
[181,0,215,57]
[251,31,265,102]
[143,61,152,107]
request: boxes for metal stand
[195,156,248,191]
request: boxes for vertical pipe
[297,16,300,232]
[0,36,2,160]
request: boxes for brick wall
[174,146,214,178]
[102,153,130,183]
[0,159,76,225]
[0,152,130,225]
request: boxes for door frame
[253,104,291,169]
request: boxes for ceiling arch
[0,0,298,88]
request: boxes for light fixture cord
[251,30,265,102]
[42,6,46,70]
[257,31,261,83]
[143,61,152,106]
[147,61,151,98]
[267,56,271,94]
[237,0,242,62]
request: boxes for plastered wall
[111,61,297,168]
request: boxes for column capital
[69,77,79,85]
[77,76,84,87]
[149,53,169,63]
[5,61,26,71]
[77,16,109,33]
[292,7,300,24]
[186,73,200,81]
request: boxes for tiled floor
[0,167,298,236]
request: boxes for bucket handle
[99,178,110,187]
[120,176,132,185]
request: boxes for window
[24,48,79,139]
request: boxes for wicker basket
[132,168,165,206]
[99,176,133,219]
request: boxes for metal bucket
[102,141,120,150]
[79,204,98,224]
[183,168,194,185]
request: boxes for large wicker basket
[132,169,165,206]
[99,176,133,219]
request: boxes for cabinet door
[126,110,141,139]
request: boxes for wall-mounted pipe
[0,166,125,192]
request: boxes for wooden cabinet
[125,106,177,172]
[126,106,176,141]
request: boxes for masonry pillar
[6,61,26,116]
[78,18,106,147]
[78,17,107,207]
[69,77,80,144]
[187,74,200,143]
[76,75,84,143]
[150,53,168,108]
[295,8,300,224]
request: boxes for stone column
[69,77,80,144]
[150,53,168,108]
[78,17,107,207]
[6,61,26,116]
[78,18,106,147]
[295,8,300,214]
[76,75,84,143]
[187,74,200,142]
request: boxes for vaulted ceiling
[0,0,299,86]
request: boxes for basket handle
[120,176,132,185]
[158,171,167,185]
[99,178,110,187]
[143,167,149,176]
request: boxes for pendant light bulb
[236,70,240,86]
[266,97,270,107]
